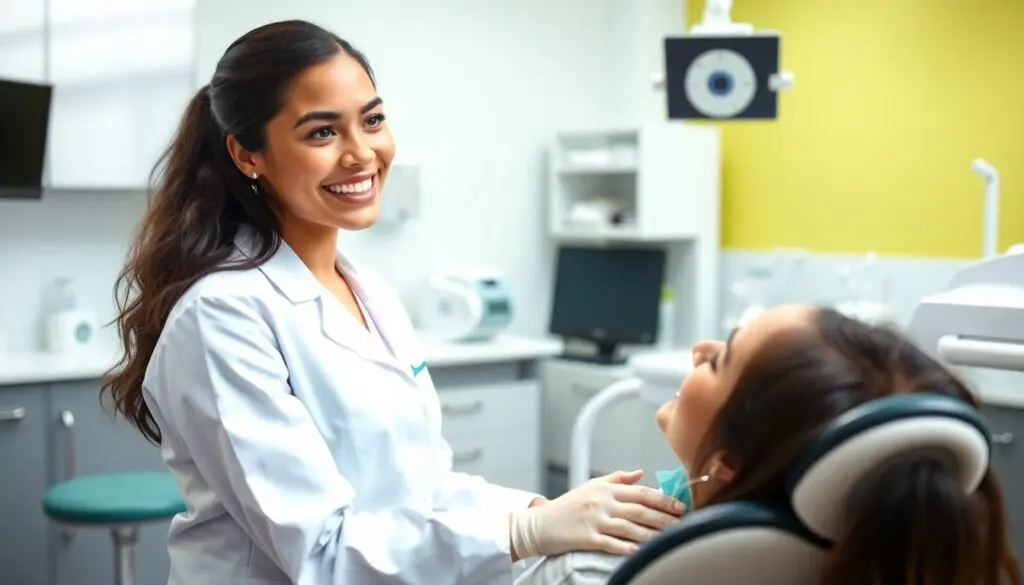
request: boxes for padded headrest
[786,393,990,542]
[606,502,829,585]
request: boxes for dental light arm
[971,159,1000,259]
[691,0,754,35]
[651,0,772,90]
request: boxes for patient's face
[656,304,817,476]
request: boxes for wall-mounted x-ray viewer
[653,0,795,121]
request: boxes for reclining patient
[517,303,1022,585]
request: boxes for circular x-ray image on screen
[684,49,757,118]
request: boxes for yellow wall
[685,0,1024,257]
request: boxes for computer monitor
[549,245,667,364]
[0,78,53,200]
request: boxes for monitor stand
[561,340,626,366]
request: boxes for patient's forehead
[731,304,817,367]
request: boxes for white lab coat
[514,551,622,585]
[143,232,538,585]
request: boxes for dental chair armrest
[607,503,829,585]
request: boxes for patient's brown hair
[691,307,1020,585]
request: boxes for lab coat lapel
[240,234,397,372]
[336,252,421,385]
[317,287,400,373]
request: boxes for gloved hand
[509,469,684,559]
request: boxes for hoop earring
[688,462,723,487]
[250,171,258,195]
[687,474,712,486]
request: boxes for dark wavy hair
[689,307,1020,585]
[101,20,374,444]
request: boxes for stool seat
[43,471,185,525]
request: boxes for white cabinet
[547,125,720,243]
[0,0,47,82]
[45,0,196,190]
[545,125,722,344]
[541,358,678,490]
[438,380,543,494]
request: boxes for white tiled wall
[719,249,970,332]
[721,249,1023,406]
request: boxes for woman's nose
[341,137,375,167]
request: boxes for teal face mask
[656,466,694,511]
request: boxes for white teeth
[324,177,372,195]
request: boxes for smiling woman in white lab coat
[101,19,684,585]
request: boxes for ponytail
[101,85,280,444]
[822,459,1021,585]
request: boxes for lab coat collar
[334,252,421,385]
[234,229,418,384]
[233,228,322,304]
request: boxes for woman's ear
[691,450,738,508]
[707,452,736,483]
[225,134,263,179]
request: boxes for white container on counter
[43,278,98,354]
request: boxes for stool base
[111,525,139,585]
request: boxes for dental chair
[599,393,991,585]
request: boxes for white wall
[0,194,148,353]
[0,0,680,353]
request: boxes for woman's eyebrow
[292,96,384,129]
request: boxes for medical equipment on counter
[602,393,990,585]
[417,269,513,342]
[908,249,1024,373]
[569,349,692,488]
[907,160,1024,371]
[549,246,667,364]
[655,0,795,121]
[43,277,98,354]
[972,159,1000,259]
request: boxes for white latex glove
[510,470,684,558]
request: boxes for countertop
[0,334,565,387]
[4,336,1022,410]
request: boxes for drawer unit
[438,380,542,493]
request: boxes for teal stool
[43,471,186,585]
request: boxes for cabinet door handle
[0,406,26,422]
[59,410,76,480]
[441,401,484,416]
[57,410,77,539]
[452,448,484,464]
[992,432,1014,445]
